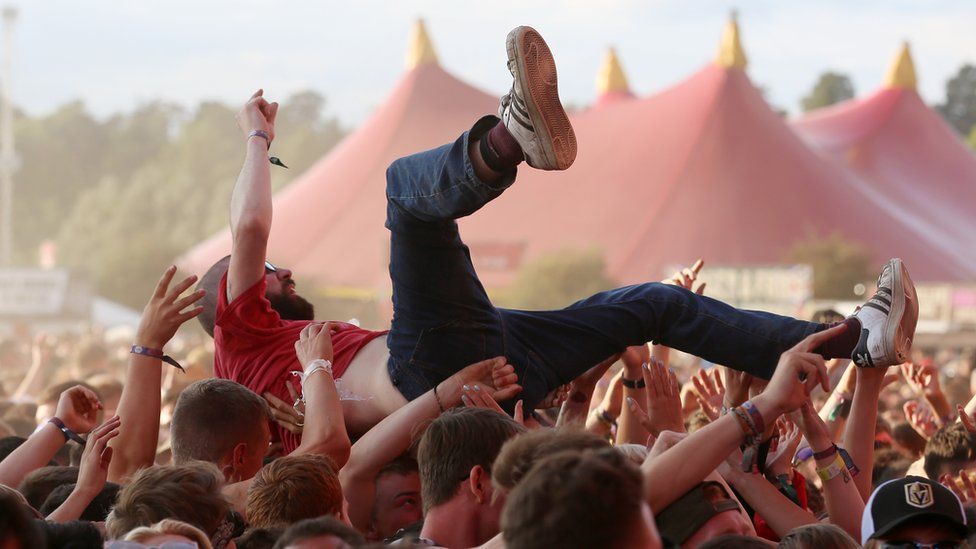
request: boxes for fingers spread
[154,266,178,299]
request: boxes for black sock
[478,121,524,172]
[816,317,862,359]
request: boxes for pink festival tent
[179,18,974,299]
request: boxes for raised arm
[47,416,120,522]
[107,266,205,483]
[0,386,101,487]
[340,357,520,533]
[228,89,278,302]
[797,401,864,540]
[290,322,351,466]
[843,365,888,501]
[642,324,844,511]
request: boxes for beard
[268,292,315,321]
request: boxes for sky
[10,0,976,126]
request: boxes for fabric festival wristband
[248,129,270,148]
[816,454,849,483]
[837,446,860,478]
[131,345,185,373]
[621,377,646,389]
[48,417,86,445]
[741,400,766,434]
[812,444,838,461]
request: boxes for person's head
[924,422,976,480]
[366,455,422,542]
[106,462,229,540]
[417,407,525,544]
[872,448,912,490]
[40,481,120,522]
[502,448,660,549]
[122,519,213,549]
[491,428,608,495]
[862,476,968,546]
[17,465,79,509]
[778,523,859,548]
[696,535,769,548]
[198,256,313,337]
[246,454,344,529]
[656,481,754,547]
[0,435,25,462]
[235,527,284,549]
[36,519,103,548]
[273,517,366,549]
[0,488,43,548]
[891,421,928,459]
[171,378,272,482]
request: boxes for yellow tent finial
[716,10,748,70]
[596,47,631,95]
[406,19,438,70]
[883,41,917,90]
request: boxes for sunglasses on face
[264,261,277,273]
[879,541,961,549]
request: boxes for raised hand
[902,361,940,397]
[722,367,754,410]
[295,322,339,367]
[664,259,706,294]
[646,430,688,461]
[958,404,976,435]
[265,380,305,436]
[455,357,522,403]
[628,360,683,436]
[941,470,976,504]
[753,324,846,418]
[691,368,725,420]
[236,89,279,144]
[136,266,206,349]
[905,400,939,440]
[766,417,801,475]
[55,385,103,434]
[76,416,121,498]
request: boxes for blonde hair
[246,454,343,529]
[615,443,649,465]
[778,524,859,549]
[124,519,213,549]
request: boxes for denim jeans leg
[385,117,515,399]
[499,282,823,408]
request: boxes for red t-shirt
[214,274,387,453]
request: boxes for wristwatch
[48,417,86,445]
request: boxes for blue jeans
[385,116,822,409]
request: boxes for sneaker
[499,26,577,171]
[851,258,918,368]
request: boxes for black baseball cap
[861,475,967,544]
[656,481,743,544]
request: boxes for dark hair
[236,526,285,549]
[197,255,231,337]
[417,407,525,512]
[273,516,366,549]
[501,448,645,549]
[0,435,25,462]
[491,428,608,493]
[171,378,271,465]
[872,448,912,489]
[924,422,976,479]
[698,534,773,548]
[0,490,42,548]
[18,465,79,509]
[34,519,103,548]
[377,454,419,481]
[891,421,927,458]
[39,482,121,522]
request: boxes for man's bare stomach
[338,337,409,438]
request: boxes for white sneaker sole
[506,26,577,170]
[881,258,917,364]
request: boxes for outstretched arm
[843,366,888,501]
[228,89,278,302]
[47,416,120,522]
[341,357,520,533]
[290,322,351,466]
[0,386,102,487]
[107,267,205,483]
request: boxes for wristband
[48,417,86,445]
[621,377,646,390]
[816,454,850,483]
[291,359,333,386]
[837,446,860,478]
[812,444,838,461]
[741,400,766,435]
[248,129,270,148]
[131,345,185,373]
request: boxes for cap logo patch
[905,482,934,508]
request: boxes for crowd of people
[1,25,975,549]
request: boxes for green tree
[801,71,855,113]
[786,232,873,299]
[495,249,615,310]
[969,124,976,152]
[937,64,976,136]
